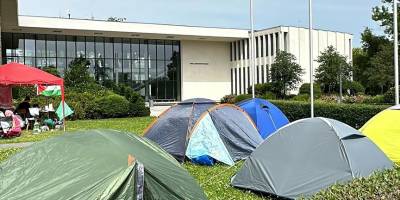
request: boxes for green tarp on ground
[0,130,206,200]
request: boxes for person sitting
[16,96,31,119]
[3,110,22,138]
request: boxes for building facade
[230,26,353,95]
[0,0,352,102]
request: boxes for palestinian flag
[37,85,62,96]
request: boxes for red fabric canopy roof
[0,62,64,86]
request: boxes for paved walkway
[0,142,34,149]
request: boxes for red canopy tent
[0,62,66,131]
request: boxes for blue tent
[237,98,289,139]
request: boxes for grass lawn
[0,117,399,200]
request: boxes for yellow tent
[360,105,400,163]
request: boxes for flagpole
[394,0,399,105]
[309,0,314,118]
[250,0,256,98]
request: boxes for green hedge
[93,94,130,118]
[310,166,400,200]
[270,100,389,129]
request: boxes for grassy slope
[1,117,399,200]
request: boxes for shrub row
[270,100,389,129]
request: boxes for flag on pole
[37,85,62,97]
[56,101,74,120]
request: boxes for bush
[247,83,273,96]
[234,94,252,104]
[291,94,309,102]
[310,166,400,200]
[94,94,130,118]
[363,95,385,104]
[384,87,399,104]
[261,92,277,100]
[299,83,322,98]
[270,100,389,129]
[220,95,236,104]
[343,81,365,95]
[105,83,149,117]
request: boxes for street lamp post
[309,0,314,117]
[250,0,256,99]
[394,0,399,105]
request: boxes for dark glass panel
[165,40,173,61]
[139,39,148,59]
[36,57,47,68]
[148,40,156,60]
[156,40,165,60]
[114,59,122,84]
[57,58,66,76]
[66,36,76,58]
[104,59,114,80]
[86,37,95,58]
[25,57,35,66]
[25,34,35,57]
[131,39,140,59]
[46,35,56,57]
[113,38,122,59]
[94,58,105,82]
[95,37,104,58]
[123,38,131,59]
[47,58,56,67]
[76,36,85,57]
[104,37,113,58]
[2,33,12,57]
[149,60,157,99]
[122,60,131,84]
[13,33,25,57]
[36,35,46,57]
[56,35,66,57]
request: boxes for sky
[19,0,384,47]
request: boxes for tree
[367,43,394,94]
[64,57,94,88]
[372,0,399,37]
[42,65,60,77]
[270,51,304,98]
[315,46,352,94]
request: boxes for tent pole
[61,85,66,132]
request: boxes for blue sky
[19,0,383,47]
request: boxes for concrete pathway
[0,142,34,149]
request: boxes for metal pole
[250,0,256,98]
[309,0,314,117]
[394,0,399,105]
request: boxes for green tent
[0,130,206,200]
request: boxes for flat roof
[3,15,249,41]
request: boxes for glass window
[47,35,56,57]
[94,58,105,81]
[104,37,113,58]
[76,36,85,58]
[2,33,12,57]
[148,40,157,60]
[122,60,131,84]
[25,34,35,57]
[57,35,66,57]
[25,57,35,66]
[123,38,131,59]
[114,59,122,84]
[36,35,46,57]
[165,41,173,61]
[36,57,47,68]
[66,36,76,58]
[13,33,25,57]
[139,59,148,81]
[104,59,114,80]
[113,38,122,59]
[139,40,148,59]
[95,37,104,58]
[132,60,140,81]
[131,39,140,60]
[47,58,56,67]
[157,40,165,60]
[86,37,95,58]
[57,58,66,76]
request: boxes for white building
[230,26,353,95]
[0,0,352,102]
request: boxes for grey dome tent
[0,130,207,200]
[231,117,393,199]
[144,98,263,165]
